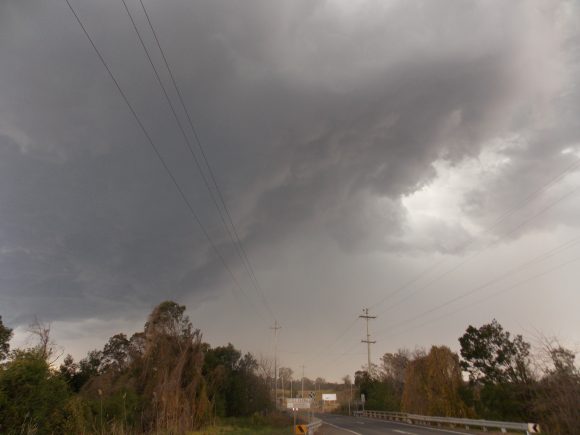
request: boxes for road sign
[287,402,310,409]
[295,424,308,434]
[528,423,541,433]
[322,393,336,401]
[361,393,365,403]
[308,391,315,399]
[288,397,311,404]
[286,398,311,409]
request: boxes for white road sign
[286,401,311,409]
[322,393,337,401]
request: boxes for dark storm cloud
[0,0,578,326]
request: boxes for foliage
[3,306,578,434]
[401,346,470,417]
[204,344,272,418]
[278,367,293,382]
[60,349,103,392]
[0,316,12,362]
[459,319,531,385]
[532,342,580,434]
[190,413,291,434]
[0,350,71,434]
[458,320,534,421]
[355,366,401,412]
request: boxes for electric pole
[359,308,376,375]
[270,320,281,408]
[301,364,305,398]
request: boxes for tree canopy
[459,319,531,385]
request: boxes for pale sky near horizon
[1,0,579,381]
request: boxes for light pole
[349,382,352,416]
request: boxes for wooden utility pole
[270,320,281,408]
[301,364,305,398]
[359,308,376,375]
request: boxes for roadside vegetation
[353,319,579,434]
[189,415,291,434]
[0,302,286,434]
[1,306,577,434]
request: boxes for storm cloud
[0,0,579,378]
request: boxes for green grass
[190,425,291,434]
[190,415,293,435]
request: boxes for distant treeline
[354,319,579,434]
[0,301,273,434]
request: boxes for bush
[0,350,71,434]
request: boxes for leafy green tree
[101,333,130,373]
[459,320,533,421]
[0,350,71,434]
[459,319,531,385]
[59,350,102,393]
[0,316,13,362]
[204,344,271,417]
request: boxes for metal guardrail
[354,410,540,433]
[307,416,322,434]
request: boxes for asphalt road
[316,414,480,435]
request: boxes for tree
[380,348,410,406]
[101,333,130,373]
[459,319,531,385]
[459,320,533,421]
[401,346,469,417]
[0,316,12,361]
[532,340,580,433]
[0,350,72,434]
[79,301,209,432]
[279,367,293,382]
[279,367,293,395]
[204,344,271,417]
[380,349,409,385]
[27,318,58,362]
[144,301,193,343]
[59,350,102,393]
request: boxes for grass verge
[190,414,292,435]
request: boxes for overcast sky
[1,0,579,381]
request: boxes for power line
[374,234,580,337]
[119,0,276,321]
[374,184,580,318]
[313,233,580,372]
[303,316,359,367]
[136,0,275,321]
[368,155,580,313]
[379,251,580,342]
[313,157,580,371]
[63,0,267,323]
